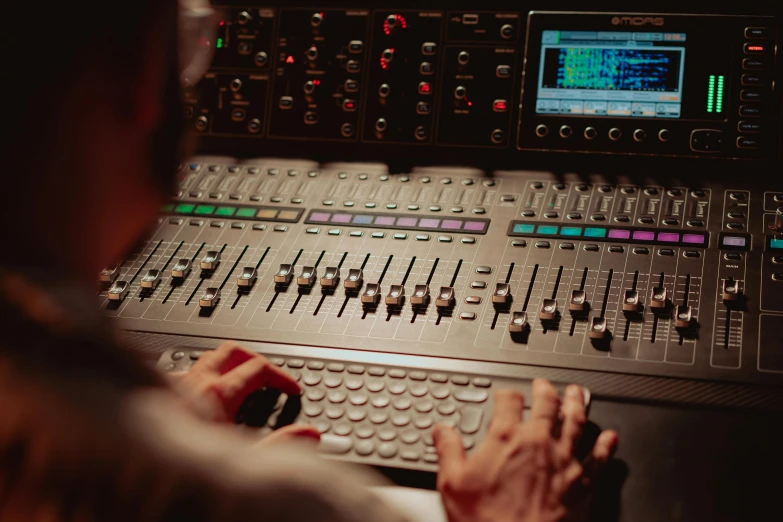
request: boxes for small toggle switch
[237,266,257,287]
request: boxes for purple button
[419,218,440,228]
[396,217,417,227]
[310,212,331,222]
[657,232,680,243]
[463,221,486,232]
[374,216,395,226]
[608,229,631,239]
[441,220,462,230]
[632,231,655,241]
[682,234,706,244]
[331,213,352,223]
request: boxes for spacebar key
[454,388,489,403]
[318,435,354,455]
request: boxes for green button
[215,207,236,217]
[513,223,535,234]
[194,205,216,216]
[236,208,257,218]
[161,203,175,212]
[536,225,559,235]
[771,238,783,249]
[584,227,607,238]
[174,203,195,214]
[561,226,582,236]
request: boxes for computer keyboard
[159,348,591,472]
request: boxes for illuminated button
[422,42,437,55]
[741,90,762,102]
[608,128,622,141]
[393,233,408,240]
[408,205,420,211]
[739,105,761,117]
[493,100,509,113]
[328,229,342,236]
[737,137,761,149]
[428,205,441,212]
[194,205,215,215]
[537,225,558,235]
[343,99,357,112]
[738,121,762,133]
[744,43,766,54]
[742,58,766,69]
[237,267,258,287]
[420,62,433,75]
[535,125,548,138]
[745,27,768,38]
[561,226,582,236]
[584,227,607,238]
[418,82,432,95]
[349,40,363,53]
[496,65,511,78]
[584,127,597,140]
[252,224,266,231]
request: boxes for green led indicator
[707,75,715,113]
[716,75,725,113]
[216,38,224,49]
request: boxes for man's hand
[434,379,618,522]
[168,342,319,442]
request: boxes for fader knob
[509,311,528,333]
[722,279,740,301]
[297,266,317,288]
[386,285,405,306]
[589,316,608,339]
[492,283,512,305]
[199,288,220,309]
[540,299,558,321]
[436,287,456,309]
[108,281,130,302]
[345,269,364,290]
[274,264,294,286]
[140,269,161,290]
[200,251,221,271]
[237,267,258,287]
[623,290,640,312]
[675,305,693,328]
[237,10,252,25]
[320,267,340,288]
[775,207,783,232]
[411,284,430,306]
[650,287,668,309]
[99,264,120,284]
[569,290,587,312]
[361,284,382,305]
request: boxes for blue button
[513,223,535,234]
[584,227,607,238]
[561,226,582,236]
[536,225,559,235]
[352,215,374,224]
[770,238,783,249]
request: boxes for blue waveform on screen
[555,48,679,91]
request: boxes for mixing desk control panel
[187,4,780,159]
[103,158,783,405]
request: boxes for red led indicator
[467,101,473,107]
[345,101,356,110]
[313,79,321,86]
[747,45,764,51]
[219,20,225,26]
[419,83,431,94]
[286,55,295,64]
[493,100,508,112]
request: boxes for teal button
[174,203,195,214]
[194,205,216,216]
[161,203,175,212]
[513,223,535,234]
[584,227,607,238]
[560,226,582,236]
[771,238,783,249]
[536,225,559,235]
[215,207,236,217]
[236,208,257,218]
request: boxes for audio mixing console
[100,1,783,496]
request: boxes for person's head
[2,1,198,278]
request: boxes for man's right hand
[434,379,617,522]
